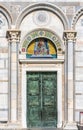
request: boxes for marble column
[63,30,77,129]
[6,30,21,122]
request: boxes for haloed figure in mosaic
[34,38,49,55]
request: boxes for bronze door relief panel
[26,72,57,128]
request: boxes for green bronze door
[26,72,57,128]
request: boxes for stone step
[0,128,79,130]
[0,128,78,130]
[0,128,63,130]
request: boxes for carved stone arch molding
[0,4,12,28]
[16,2,68,29]
[21,29,64,56]
[72,7,83,29]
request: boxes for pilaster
[6,30,21,122]
[63,30,77,129]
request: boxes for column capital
[63,30,77,41]
[6,30,21,42]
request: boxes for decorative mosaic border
[22,30,62,53]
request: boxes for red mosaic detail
[22,48,26,52]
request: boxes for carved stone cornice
[6,30,21,43]
[63,30,77,42]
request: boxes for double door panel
[26,72,57,127]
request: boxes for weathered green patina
[26,72,57,128]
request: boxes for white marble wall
[0,12,9,121]
[75,52,83,66]
[0,38,8,121]
[20,10,64,44]
[75,15,83,122]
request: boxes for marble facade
[0,1,82,130]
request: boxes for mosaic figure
[34,38,49,55]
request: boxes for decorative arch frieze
[21,29,64,56]
[72,8,83,29]
[16,2,68,29]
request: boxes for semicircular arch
[16,2,68,29]
[0,4,12,28]
[72,8,83,29]
[21,29,64,55]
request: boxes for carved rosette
[6,30,21,43]
[63,30,77,42]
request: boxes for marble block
[0,60,4,68]
[75,82,83,93]
[76,68,83,80]
[0,110,8,121]
[0,69,8,80]
[75,52,83,66]
[0,82,8,93]
[76,95,83,109]
[0,94,8,109]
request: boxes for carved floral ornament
[63,31,77,41]
[6,30,21,42]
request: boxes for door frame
[21,62,63,128]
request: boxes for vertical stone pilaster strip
[16,33,20,120]
[63,31,77,124]
[64,37,68,122]
[7,35,12,121]
[6,30,21,122]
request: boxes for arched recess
[72,8,83,29]
[16,2,68,29]
[21,29,64,58]
[0,4,12,28]
[20,25,64,129]
[21,30,64,128]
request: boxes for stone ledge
[0,129,63,130]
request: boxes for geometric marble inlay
[33,11,50,26]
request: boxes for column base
[57,122,62,128]
[64,122,78,130]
